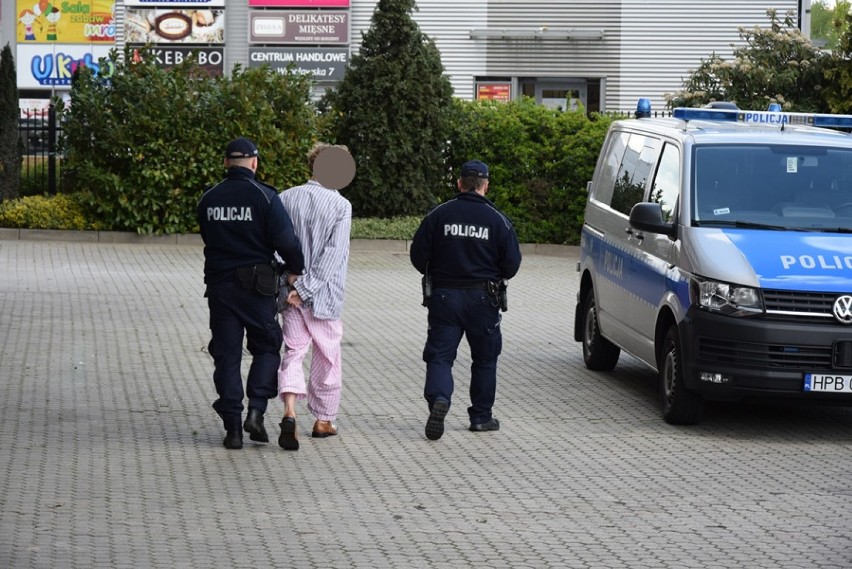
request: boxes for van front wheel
[660,325,703,425]
[581,289,620,371]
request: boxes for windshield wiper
[810,226,852,233]
[694,220,791,231]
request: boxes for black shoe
[469,418,500,432]
[425,401,450,441]
[278,417,299,451]
[223,430,243,449]
[243,408,269,443]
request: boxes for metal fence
[18,105,62,195]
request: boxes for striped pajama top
[279,180,352,320]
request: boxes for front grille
[763,289,850,324]
[698,338,832,370]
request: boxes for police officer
[197,137,305,449]
[410,159,522,441]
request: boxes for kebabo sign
[130,45,224,75]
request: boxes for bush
[445,98,613,244]
[351,215,420,239]
[62,47,318,235]
[0,192,98,230]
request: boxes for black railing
[600,110,675,119]
[19,105,62,195]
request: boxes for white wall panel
[614,0,800,111]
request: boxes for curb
[0,228,578,257]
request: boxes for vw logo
[833,295,852,324]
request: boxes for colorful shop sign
[17,43,114,88]
[249,10,349,45]
[125,1,224,6]
[125,7,224,44]
[248,46,348,82]
[16,0,116,44]
[248,0,349,7]
[477,83,511,101]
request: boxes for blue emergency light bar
[672,106,852,128]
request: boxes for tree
[811,0,851,50]
[0,43,21,202]
[824,12,852,113]
[666,10,828,112]
[324,0,454,217]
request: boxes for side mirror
[629,202,677,238]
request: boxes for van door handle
[625,227,645,240]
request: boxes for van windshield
[691,144,852,232]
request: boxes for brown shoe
[312,420,338,438]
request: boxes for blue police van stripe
[581,227,669,308]
[719,229,852,292]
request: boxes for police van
[575,100,852,424]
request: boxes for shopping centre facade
[1,0,808,117]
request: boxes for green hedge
[8,51,615,244]
[446,98,613,244]
[61,47,318,235]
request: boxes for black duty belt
[432,280,490,290]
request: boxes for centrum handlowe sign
[249,47,348,81]
[249,11,348,44]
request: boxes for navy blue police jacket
[410,191,522,286]
[197,166,305,285]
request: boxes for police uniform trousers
[206,278,282,431]
[423,287,503,425]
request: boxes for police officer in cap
[197,137,305,449]
[410,159,522,441]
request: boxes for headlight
[691,278,763,316]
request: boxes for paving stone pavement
[0,235,851,569]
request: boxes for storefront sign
[129,45,224,75]
[17,43,114,88]
[249,0,349,7]
[125,7,224,44]
[249,10,348,44]
[125,0,224,6]
[249,47,348,81]
[477,83,511,101]
[16,0,116,44]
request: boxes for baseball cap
[461,160,489,179]
[225,137,258,159]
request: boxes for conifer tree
[0,43,21,201]
[326,0,454,217]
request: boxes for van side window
[591,131,629,205]
[611,134,662,216]
[650,143,680,223]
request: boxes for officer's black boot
[243,408,269,443]
[223,429,243,449]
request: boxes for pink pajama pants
[277,305,343,421]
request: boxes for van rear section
[575,102,852,424]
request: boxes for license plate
[803,373,852,393]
